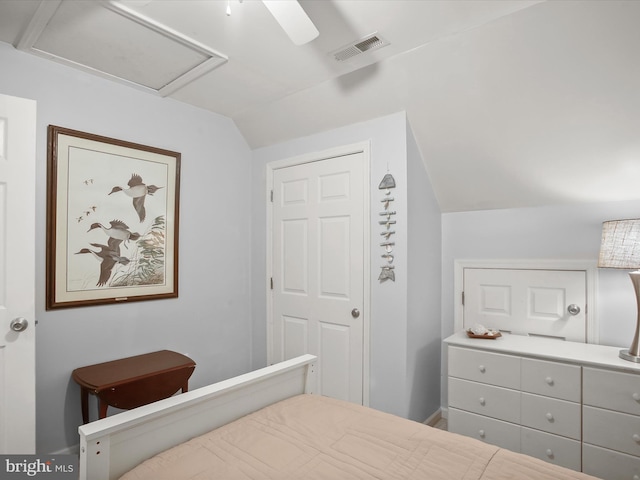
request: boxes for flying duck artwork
[109,174,163,223]
[87,220,141,247]
[46,125,180,309]
[75,242,130,287]
[72,173,166,289]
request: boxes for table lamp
[598,218,640,362]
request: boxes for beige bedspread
[120,394,598,480]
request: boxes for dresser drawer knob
[545,377,554,386]
[479,365,486,373]
[633,475,639,480]
[545,412,554,422]
[545,449,553,458]
[633,392,640,402]
[478,429,485,438]
[479,397,486,406]
[633,434,640,443]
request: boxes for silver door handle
[10,317,28,332]
[351,309,360,318]
[567,304,580,316]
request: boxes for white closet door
[0,94,36,453]
[271,152,365,403]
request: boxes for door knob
[351,308,360,318]
[10,317,28,332]
[567,304,580,315]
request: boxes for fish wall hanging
[378,173,396,282]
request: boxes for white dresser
[445,332,640,478]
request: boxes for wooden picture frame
[46,125,180,309]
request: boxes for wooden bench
[72,350,195,423]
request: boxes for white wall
[0,42,254,454]
[440,199,640,408]
[406,124,442,421]
[251,112,442,420]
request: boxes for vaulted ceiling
[1,0,638,212]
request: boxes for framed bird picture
[46,125,181,309]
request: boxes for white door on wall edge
[0,94,36,453]
[270,151,366,404]
[463,268,587,342]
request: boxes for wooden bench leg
[98,399,109,419]
[81,387,89,424]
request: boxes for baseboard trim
[423,408,442,427]
[50,444,79,456]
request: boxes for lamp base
[619,349,640,363]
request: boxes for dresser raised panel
[449,377,521,423]
[582,444,640,480]
[521,427,582,471]
[448,346,520,389]
[520,393,581,440]
[521,358,581,402]
[583,406,640,458]
[583,367,640,415]
[445,332,640,476]
[448,408,521,450]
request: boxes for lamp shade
[598,219,640,269]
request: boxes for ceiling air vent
[331,33,389,62]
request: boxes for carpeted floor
[433,417,447,430]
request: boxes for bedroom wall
[0,42,254,454]
[406,124,442,421]
[440,198,640,409]
[251,111,442,421]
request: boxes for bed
[78,355,598,480]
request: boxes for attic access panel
[462,268,587,342]
[17,0,227,96]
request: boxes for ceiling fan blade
[262,0,319,46]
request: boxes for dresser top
[445,332,640,374]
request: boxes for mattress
[120,394,598,480]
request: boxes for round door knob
[10,317,28,332]
[567,304,581,315]
[351,308,360,318]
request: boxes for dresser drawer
[583,443,640,480]
[521,427,581,471]
[449,346,520,389]
[449,377,521,423]
[584,367,640,416]
[521,358,581,402]
[449,408,521,451]
[521,393,581,440]
[584,406,640,457]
